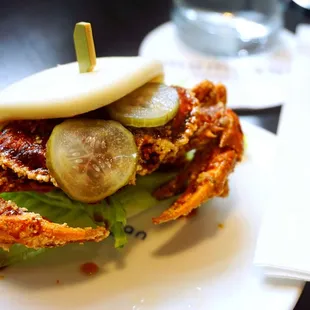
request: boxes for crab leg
[153,149,213,200]
[152,148,237,224]
[0,198,109,250]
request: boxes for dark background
[0,0,309,308]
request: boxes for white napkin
[254,24,310,281]
[139,22,295,110]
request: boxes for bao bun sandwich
[0,23,243,267]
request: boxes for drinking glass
[172,0,286,56]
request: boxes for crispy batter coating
[0,198,109,250]
[0,167,54,193]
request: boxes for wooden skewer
[73,22,97,73]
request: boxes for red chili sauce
[80,262,99,276]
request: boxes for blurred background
[0,0,309,133]
[1,1,310,308]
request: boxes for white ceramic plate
[139,22,295,110]
[0,121,304,310]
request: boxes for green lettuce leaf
[0,245,45,269]
[0,172,176,267]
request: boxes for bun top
[0,57,163,121]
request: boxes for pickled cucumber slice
[46,119,137,203]
[107,83,179,127]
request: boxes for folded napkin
[139,22,295,110]
[254,24,310,280]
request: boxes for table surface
[0,0,309,308]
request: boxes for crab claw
[152,148,237,224]
[152,108,244,224]
[0,198,109,250]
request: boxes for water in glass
[172,0,284,56]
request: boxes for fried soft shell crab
[0,80,243,251]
